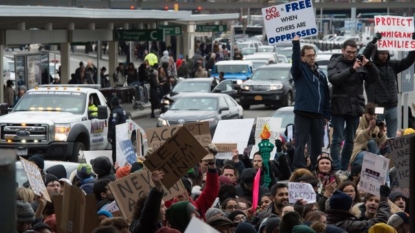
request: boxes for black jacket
[363,42,415,108]
[108,105,127,140]
[130,188,164,233]
[328,55,379,116]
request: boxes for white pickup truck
[0,84,146,162]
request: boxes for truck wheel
[70,142,85,162]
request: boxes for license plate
[16,148,28,156]
[255,95,262,101]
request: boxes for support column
[60,43,70,84]
[108,41,118,87]
[351,7,357,36]
[176,25,182,60]
[45,23,53,31]
[17,22,25,30]
[187,24,195,59]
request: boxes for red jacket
[170,169,219,220]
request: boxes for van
[211,60,254,91]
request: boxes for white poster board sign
[250,117,282,159]
[101,201,120,213]
[116,123,135,166]
[359,152,389,196]
[288,182,316,204]
[374,16,415,51]
[20,157,51,202]
[212,119,255,157]
[262,0,318,44]
[185,217,220,233]
[388,135,411,188]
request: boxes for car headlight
[158,118,168,126]
[236,80,243,85]
[55,124,71,141]
[241,84,250,90]
[162,99,170,105]
[270,84,283,90]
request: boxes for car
[257,45,276,53]
[157,93,243,135]
[277,54,289,63]
[251,60,269,71]
[244,53,277,63]
[270,106,295,134]
[236,41,263,51]
[241,47,256,56]
[239,63,295,110]
[16,160,80,187]
[211,60,254,91]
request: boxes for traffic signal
[164,6,169,11]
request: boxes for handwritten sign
[144,127,208,189]
[375,16,415,51]
[288,182,316,204]
[212,119,254,155]
[262,0,318,44]
[20,157,51,202]
[119,139,137,165]
[388,135,411,188]
[359,152,389,196]
[214,143,238,160]
[185,217,220,233]
[250,117,283,159]
[116,123,130,166]
[108,169,186,220]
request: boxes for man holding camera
[328,39,379,175]
[363,34,415,138]
[349,102,387,168]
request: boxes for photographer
[349,102,387,169]
[362,33,415,138]
[328,39,379,175]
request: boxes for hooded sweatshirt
[91,157,116,181]
[160,51,170,65]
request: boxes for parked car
[257,45,276,53]
[271,106,295,134]
[251,60,269,71]
[158,93,243,135]
[277,55,289,63]
[236,41,263,51]
[239,63,295,109]
[241,48,256,56]
[211,60,254,91]
[244,53,277,63]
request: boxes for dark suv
[239,64,295,110]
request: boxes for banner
[359,152,389,197]
[374,16,415,51]
[262,0,318,44]
[20,157,51,202]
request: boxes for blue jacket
[291,41,330,120]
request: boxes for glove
[275,138,283,152]
[379,185,391,198]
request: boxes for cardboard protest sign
[250,117,283,159]
[20,157,51,202]
[359,152,389,197]
[185,217,220,233]
[144,127,208,189]
[374,16,415,51]
[146,122,211,150]
[61,184,99,233]
[388,135,412,188]
[84,150,113,166]
[116,123,130,166]
[52,195,64,233]
[262,0,318,44]
[288,182,316,204]
[212,119,254,156]
[214,143,238,160]
[108,169,186,220]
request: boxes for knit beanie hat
[76,164,93,180]
[46,164,66,180]
[130,162,143,174]
[166,201,194,232]
[387,212,409,228]
[97,209,113,218]
[369,223,397,233]
[16,200,35,223]
[205,208,224,222]
[28,154,45,171]
[329,190,353,211]
[235,222,257,233]
[116,165,131,179]
[44,174,59,186]
[227,210,246,222]
[264,215,281,233]
[279,211,302,233]
[403,128,415,135]
[293,225,316,233]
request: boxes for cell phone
[375,107,385,115]
[356,54,364,62]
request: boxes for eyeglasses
[226,205,238,210]
[345,50,357,54]
[304,54,317,58]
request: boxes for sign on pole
[374,16,415,51]
[114,29,164,41]
[195,25,227,32]
[262,0,318,44]
[359,152,389,196]
[159,25,182,36]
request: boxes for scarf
[317,172,336,194]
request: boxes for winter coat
[328,55,379,116]
[130,187,164,233]
[235,168,269,204]
[79,177,96,194]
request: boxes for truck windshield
[14,91,87,114]
[214,65,249,74]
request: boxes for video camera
[376,120,384,127]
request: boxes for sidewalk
[123,102,152,119]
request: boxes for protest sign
[388,135,411,188]
[108,169,186,220]
[52,195,64,233]
[61,184,99,233]
[374,16,415,51]
[185,217,220,233]
[144,127,208,189]
[214,143,238,160]
[250,117,282,159]
[146,122,211,150]
[102,201,120,213]
[119,139,137,165]
[359,152,389,196]
[212,119,254,155]
[116,123,130,166]
[20,157,51,202]
[288,182,316,204]
[84,150,113,166]
[262,0,318,44]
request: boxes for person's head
[118,63,124,69]
[376,50,390,64]
[387,212,409,233]
[304,210,327,224]
[338,181,360,203]
[93,179,114,201]
[79,61,84,67]
[389,191,408,212]
[240,168,257,191]
[279,211,302,233]
[76,163,93,180]
[301,45,317,66]
[45,174,61,196]
[207,215,235,233]
[92,226,120,233]
[110,97,120,108]
[316,154,333,174]
[176,177,192,202]
[19,85,27,96]
[221,198,238,214]
[16,187,35,203]
[205,208,225,222]
[253,153,263,170]
[31,222,52,233]
[364,194,380,218]
[261,193,272,211]
[166,201,198,232]
[16,200,35,233]
[218,184,237,205]
[223,164,238,184]
[341,39,358,61]
[396,129,405,137]
[368,223,398,233]
[219,71,225,78]
[270,183,289,209]
[298,175,319,193]
[101,67,107,73]
[197,64,203,71]
[28,154,45,172]
[54,76,60,83]
[237,198,252,216]
[228,210,246,224]
[303,203,319,218]
[365,102,378,121]
[100,217,129,233]
[281,205,295,217]
[133,193,166,223]
[329,190,353,211]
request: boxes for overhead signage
[195,25,227,32]
[114,29,164,41]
